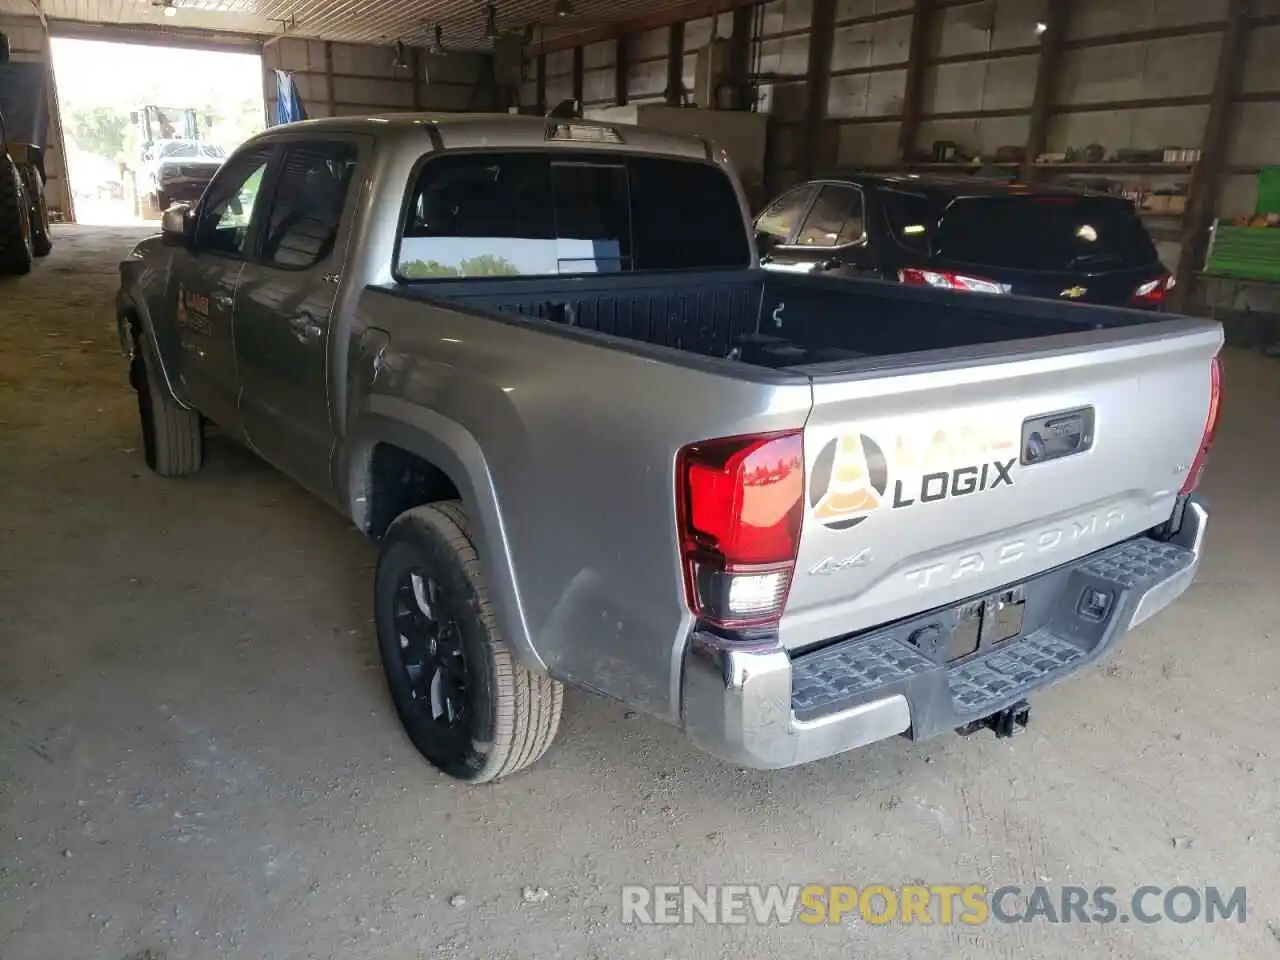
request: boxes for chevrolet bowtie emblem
[1060,286,1087,299]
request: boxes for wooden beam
[801,0,837,179]
[898,0,937,161]
[1174,0,1251,309]
[1021,0,1069,179]
[535,52,547,115]
[572,45,585,106]
[614,36,629,106]
[665,21,685,106]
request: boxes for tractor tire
[30,185,51,258]
[0,157,34,277]
[375,502,564,782]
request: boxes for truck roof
[253,113,715,162]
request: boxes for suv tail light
[1180,355,1222,494]
[1133,274,1175,305]
[898,268,1011,295]
[676,430,804,629]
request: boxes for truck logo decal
[809,434,888,530]
[810,425,1017,530]
[1060,286,1087,299]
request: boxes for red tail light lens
[899,268,1011,295]
[1133,274,1174,305]
[1180,355,1222,495]
[676,430,804,629]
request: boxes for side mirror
[161,203,192,247]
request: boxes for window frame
[783,181,869,251]
[391,147,751,284]
[190,144,280,263]
[252,137,365,273]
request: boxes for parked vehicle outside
[756,174,1175,308]
[117,116,1220,782]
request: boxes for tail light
[1133,274,1175,305]
[898,268,1011,295]
[676,430,804,629]
[1180,355,1222,494]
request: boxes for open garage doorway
[49,38,264,225]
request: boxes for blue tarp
[274,69,307,125]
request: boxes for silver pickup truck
[117,114,1222,783]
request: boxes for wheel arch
[343,405,545,674]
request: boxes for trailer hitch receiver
[956,700,1031,739]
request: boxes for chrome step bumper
[680,498,1207,769]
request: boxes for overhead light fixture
[428,23,445,55]
[392,39,410,69]
[554,0,575,18]
[485,3,500,40]
[1034,21,1047,35]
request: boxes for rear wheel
[0,157,34,276]
[375,502,563,782]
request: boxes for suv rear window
[397,151,750,280]
[935,196,1158,272]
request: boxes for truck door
[164,144,275,432]
[232,137,366,500]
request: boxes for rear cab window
[396,151,751,280]
[935,195,1159,271]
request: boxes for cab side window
[260,142,360,269]
[194,147,273,257]
[794,185,865,247]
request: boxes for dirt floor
[1,226,1278,960]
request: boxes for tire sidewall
[374,512,502,781]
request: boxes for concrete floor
[1,226,1278,960]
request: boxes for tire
[375,502,563,782]
[134,338,203,477]
[31,188,51,258]
[0,157,34,276]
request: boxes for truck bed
[388,269,1163,370]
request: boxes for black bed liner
[383,269,1164,370]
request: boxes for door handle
[287,312,325,342]
[213,293,234,310]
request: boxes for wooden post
[572,45,585,107]
[666,21,686,105]
[802,0,837,178]
[535,52,547,114]
[615,36,629,105]
[324,41,337,116]
[897,0,936,161]
[728,5,753,111]
[1173,0,1251,309]
[1021,0,1069,179]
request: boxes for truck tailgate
[781,319,1222,653]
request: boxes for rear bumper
[680,497,1207,769]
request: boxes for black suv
[754,174,1173,308]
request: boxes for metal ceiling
[1,0,699,48]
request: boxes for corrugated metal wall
[0,15,72,221]
[262,37,494,120]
